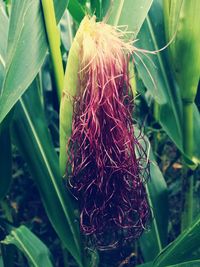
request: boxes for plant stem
[41,0,64,101]
[181,100,194,231]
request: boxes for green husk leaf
[59,16,88,177]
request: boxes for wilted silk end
[65,16,150,249]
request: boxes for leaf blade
[0,3,12,201]
[0,0,68,123]
[67,0,85,23]
[136,128,168,261]
[140,152,168,261]
[0,2,8,90]
[153,215,200,266]
[107,0,153,37]
[2,226,53,267]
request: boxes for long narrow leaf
[133,127,168,261]
[0,3,12,201]
[135,0,181,120]
[137,263,153,267]
[90,0,111,20]
[67,0,85,23]
[107,0,153,38]
[2,226,53,267]
[0,0,68,123]
[12,80,83,267]
[163,0,200,102]
[0,2,8,91]
[166,260,200,267]
[140,152,168,261]
[138,260,200,267]
[153,215,200,266]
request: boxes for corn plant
[0,0,200,267]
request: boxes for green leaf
[137,263,153,267]
[90,0,111,20]
[140,152,168,261]
[0,4,12,201]
[135,0,182,118]
[166,260,200,267]
[135,127,168,261]
[0,0,68,124]
[79,0,87,5]
[12,80,83,267]
[163,0,200,102]
[2,225,53,267]
[67,0,85,23]
[135,17,170,104]
[153,215,200,266]
[107,0,153,38]
[138,260,200,267]
[0,2,8,91]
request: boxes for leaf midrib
[11,230,38,267]
[113,0,125,26]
